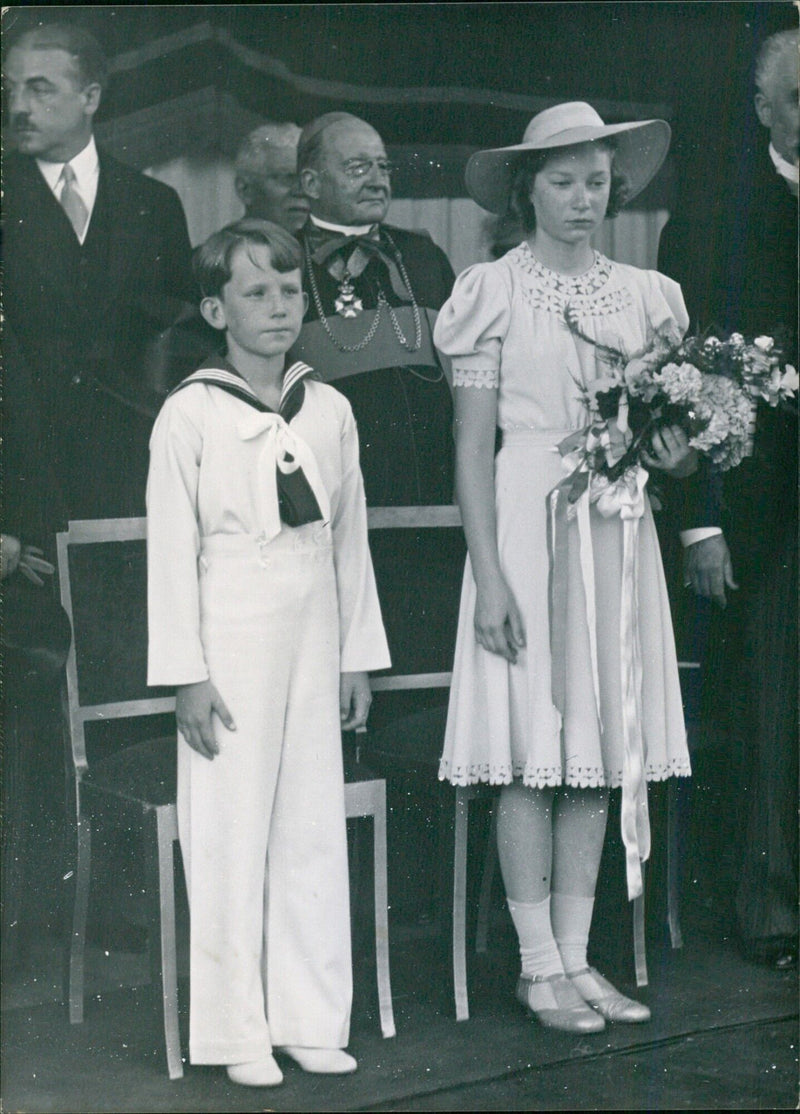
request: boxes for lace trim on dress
[509,241,633,318]
[453,366,500,389]
[439,755,692,790]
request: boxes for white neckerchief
[769,143,799,186]
[37,135,100,244]
[310,214,376,236]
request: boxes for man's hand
[175,680,236,760]
[642,425,698,478]
[340,671,372,731]
[1,535,22,580]
[684,534,738,608]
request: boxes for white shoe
[569,967,651,1023]
[277,1046,358,1074]
[226,1056,284,1086]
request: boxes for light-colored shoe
[516,973,605,1033]
[277,1046,358,1074]
[569,967,651,1023]
[226,1056,284,1087]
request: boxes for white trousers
[178,526,352,1064]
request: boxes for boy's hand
[340,671,372,731]
[175,680,236,761]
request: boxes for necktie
[59,163,89,239]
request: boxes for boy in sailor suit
[146,219,390,1087]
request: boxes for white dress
[435,244,692,791]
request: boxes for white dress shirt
[36,135,100,245]
[769,143,800,186]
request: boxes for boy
[147,219,390,1086]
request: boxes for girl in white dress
[147,220,389,1085]
[435,103,694,1033]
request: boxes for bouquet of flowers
[558,305,798,503]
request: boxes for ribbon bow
[309,230,412,302]
[238,411,331,544]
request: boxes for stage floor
[2,889,797,1112]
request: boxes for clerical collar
[309,214,377,236]
[769,143,799,186]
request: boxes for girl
[435,103,693,1032]
[147,219,389,1085]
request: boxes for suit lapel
[89,152,142,295]
[4,155,82,297]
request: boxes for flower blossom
[654,361,703,404]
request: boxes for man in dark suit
[2,22,197,955]
[659,26,798,968]
[3,22,196,525]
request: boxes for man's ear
[300,167,321,201]
[234,174,255,208]
[200,296,227,332]
[754,91,772,130]
[301,291,309,318]
[83,82,102,119]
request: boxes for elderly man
[233,121,310,233]
[291,111,456,508]
[659,26,798,969]
[3,22,195,524]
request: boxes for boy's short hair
[193,218,304,299]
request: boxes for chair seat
[362,704,448,772]
[82,736,177,807]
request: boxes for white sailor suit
[147,360,390,1065]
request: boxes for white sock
[551,891,595,975]
[507,896,564,979]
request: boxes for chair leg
[667,779,684,950]
[144,807,184,1080]
[475,801,498,954]
[371,782,396,1039]
[452,787,471,1021]
[69,812,92,1024]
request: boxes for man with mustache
[2,22,195,524]
[2,21,196,957]
[234,121,310,234]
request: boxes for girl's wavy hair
[507,138,630,234]
[193,218,304,298]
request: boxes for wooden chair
[57,517,395,1082]
[364,505,491,1021]
[363,505,694,1019]
[57,517,183,1079]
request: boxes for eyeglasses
[341,159,395,180]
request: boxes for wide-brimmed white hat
[466,101,671,214]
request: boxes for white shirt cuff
[680,527,723,547]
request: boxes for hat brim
[465,119,671,214]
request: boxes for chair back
[56,518,174,778]
[366,505,463,696]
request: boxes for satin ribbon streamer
[548,462,651,904]
[238,411,331,544]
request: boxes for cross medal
[334,271,363,318]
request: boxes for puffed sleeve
[146,391,208,686]
[331,399,391,673]
[645,270,691,338]
[433,262,513,386]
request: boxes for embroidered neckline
[511,241,612,297]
